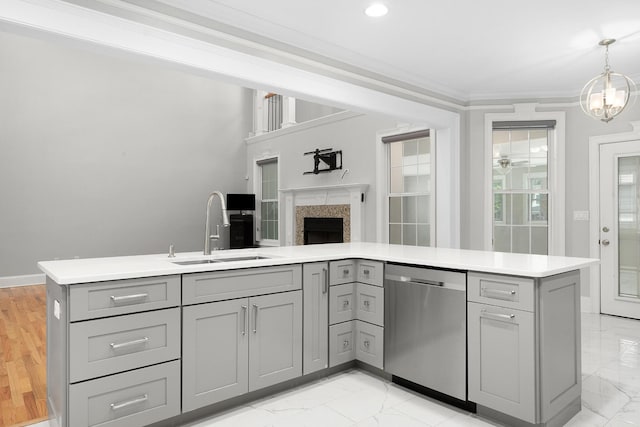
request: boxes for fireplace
[281,183,368,246]
[304,217,344,245]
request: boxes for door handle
[322,268,328,294]
[601,239,610,246]
[241,305,247,336]
[252,304,258,333]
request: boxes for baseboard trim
[0,273,45,288]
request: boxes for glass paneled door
[600,140,640,319]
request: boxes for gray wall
[0,30,252,277]
[463,102,640,295]
[246,113,398,242]
[295,99,343,123]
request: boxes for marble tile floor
[29,313,640,427]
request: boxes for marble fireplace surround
[280,183,369,246]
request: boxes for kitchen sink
[172,255,271,265]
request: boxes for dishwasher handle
[386,274,465,291]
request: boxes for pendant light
[579,39,636,123]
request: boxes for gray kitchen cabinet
[46,276,181,427]
[467,270,581,426]
[183,290,303,411]
[303,262,329,375]
[182,299,249,412]
[328,259,384,370]
[249,290,303,391]
[468,302,535,422]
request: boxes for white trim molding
[588,120,640,314]
[0,273,45,288]
[484,104,566,256]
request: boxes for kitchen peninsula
[39,242,597,427]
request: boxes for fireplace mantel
[280,183,369,246]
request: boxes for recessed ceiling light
[365,3,388,17]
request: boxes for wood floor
[0,285,48,427]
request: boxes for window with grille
[383,130,433,246]
[257,158,279,243]
[491,121,555,255]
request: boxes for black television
[226,193,256,211]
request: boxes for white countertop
[37,242,598,285]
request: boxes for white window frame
[376,126,437,246]
[253,155,280,246]
[386,134,436,247]
[484,105,565,255]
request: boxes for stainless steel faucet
[204,191,230,255]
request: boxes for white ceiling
[150,0,640,103]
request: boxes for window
[491,121,554,255]
[257,157,279,244]
[383,130,433,246]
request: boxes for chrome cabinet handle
[481,287,516,297]
[363,300,370,309]
[252,304,258,333]
[110,394,148,411]
[363,269,370,276]
[110,336,149,350]
[110,293,148,304]
[364,340,370,349]
[343,299,350,308]
[241,305,248,336]
[322,268,328,294]
[343,339,349,348]
[343,269,349,276]
[480,309,516,321]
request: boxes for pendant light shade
[579,39,636,123]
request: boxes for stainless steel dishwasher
[385,263,468,404]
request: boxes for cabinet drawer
[329,321,356,367]
[69,275,180,321]
[183,265,302,305]
[468,272,534,312]
[329,283,355,325]
[355,283,384,326]
[357,260,383,286]
[329,260,356,285]
[355,320,384,370]
[69,360,180,427]
[69,308,180,382]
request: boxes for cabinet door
[303,263,329,375]
[249,291,302,391]
[355,283,384,326]
[329,321,356,367]
[182,299,249,412]
[468,302,536,423]
[329,283,355,325]
[355,320,383,370]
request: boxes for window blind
[492,120,556,130]
[381,129,430,143]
